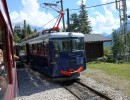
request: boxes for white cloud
[76,0,120,34]
[22,0,39,13]
[77,0,87,6]
[10,0,129,34]
[89,10,120,34]
[101,0,117,12]
[127,0,130,15]
[87,0,121,34]
[79,0,130,34]
[88,17,96,27]
[101,0,112,4]
[10,0,62,30]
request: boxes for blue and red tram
[0,0,18,99]
[20,32,86,81]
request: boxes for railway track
[20,63,112,100]
[60,79,112,100]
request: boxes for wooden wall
[85,42,103,61]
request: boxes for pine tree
[112,30,124,59]
[127,32,130,54]
[69,0,92,34]
[14,25,23,43]
[70,13,79,32]
[34,28,37,33]
[14,32,21,43]
[27,24,31,35]
[78,0,92,34]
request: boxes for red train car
[0,0,18,100]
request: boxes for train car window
[52,39,70,52]
[0,28,8,99]
[19,46,26,56]
[37,43,43,54]
[72,39,77,50]
[78,38,84,50]
[29,44,32,54]
[32,44,37,54]
[37,43,43,51]
[52,40,60,52]
[72,38,84,51]
[43,39,49,55]
[61,40,70,52]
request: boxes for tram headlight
[55,53,59,58]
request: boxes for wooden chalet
[84,34,111,62]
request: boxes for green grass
[87,62,130,81]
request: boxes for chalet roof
[84,34,112,43]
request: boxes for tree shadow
[17,67,61,96]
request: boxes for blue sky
[6,0,130,34]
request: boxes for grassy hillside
[87,62,130,80]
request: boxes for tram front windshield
[52,37,84,52]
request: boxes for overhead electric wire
[37,1,119,31]
[69,1,119,11]
[36,15,59,31]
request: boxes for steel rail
[60,79,112,100]
[76,80,112,100]
[63,84,83,100]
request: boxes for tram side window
[43,39,49,55]
[0,29,8,99]
[29,44,32,53]
[72,39,76,50]
[19,46,26,56]
[32,44,37,54]
[37,43,43,54]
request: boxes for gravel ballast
[79,75,129,100]
[17,68,77,100]
[16,66,129,100]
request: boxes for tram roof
[20,32,84,45]
[49,32,84,38]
